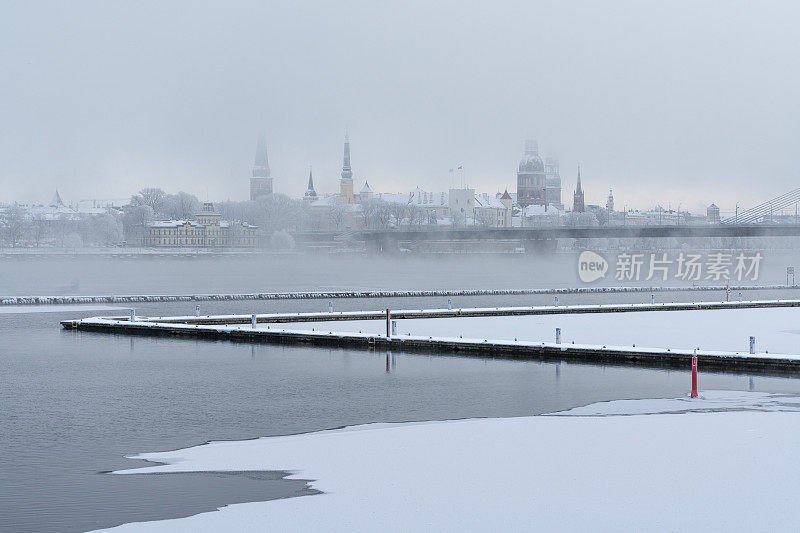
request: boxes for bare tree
[122,204,155,244]
[359,199,381,229]
[387,202,408,228]
[89,214,123,245]
[162,192,200,220]
[328,204,345,230]
[131,188,167,217]
[407,205,428,228]
[376,203,393,229]
[28,214,49,246]
[4,206,29,246]
[258,194,300,233]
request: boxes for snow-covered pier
[131,298,800,325]
[61,300,800,373]
[9,283,799,306]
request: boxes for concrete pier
[9,284,800,306]
[130,299,800,326]
[61,300,800,374]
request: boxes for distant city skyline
[2,2,798,214]
[12,130,793,217]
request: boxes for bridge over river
[293,224,800,253]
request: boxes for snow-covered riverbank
[98,391,800,532]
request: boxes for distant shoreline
[0,247,274,257]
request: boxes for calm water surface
[3,254,800,532]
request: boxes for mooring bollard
[386,308,391,338]
[691,349,699,398]
[555,327,561,344]
[195,305,200,317]
[391,320,397,336]
[750,336,756,354]
[447,298,452,310]
[129,309,136,322]
[251,314,257,328]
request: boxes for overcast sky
[1,1,798,214]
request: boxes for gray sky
[1,0,798,214]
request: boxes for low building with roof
[143,202,258,247]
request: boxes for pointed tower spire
[250,130,273,200]
[304,166,317,200]
[573,165,585,213]
[50,189,64,207]
[341,133,353,181]
[253,131,270,178]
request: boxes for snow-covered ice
[97,391,800,532]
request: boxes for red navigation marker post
[386,308,391,338]
[691,351,699,398]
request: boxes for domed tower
[516,139,546,208]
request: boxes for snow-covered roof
[521,204,563,217]
[310,195,339,208]
[360,181,373,194]
[474,193,505,209]
[148,220,204,228]
[380,188,448,207]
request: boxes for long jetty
[124,298,800,325]
[61,299,800,373]
[10,284,799,306]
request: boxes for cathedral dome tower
[516,139,546,208]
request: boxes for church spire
[573,165,585,213]
[304,166,317,199]
[50,189,64,207]
[253,131,270,178]
[341,133,353,181]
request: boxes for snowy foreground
[100,391,800,532]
